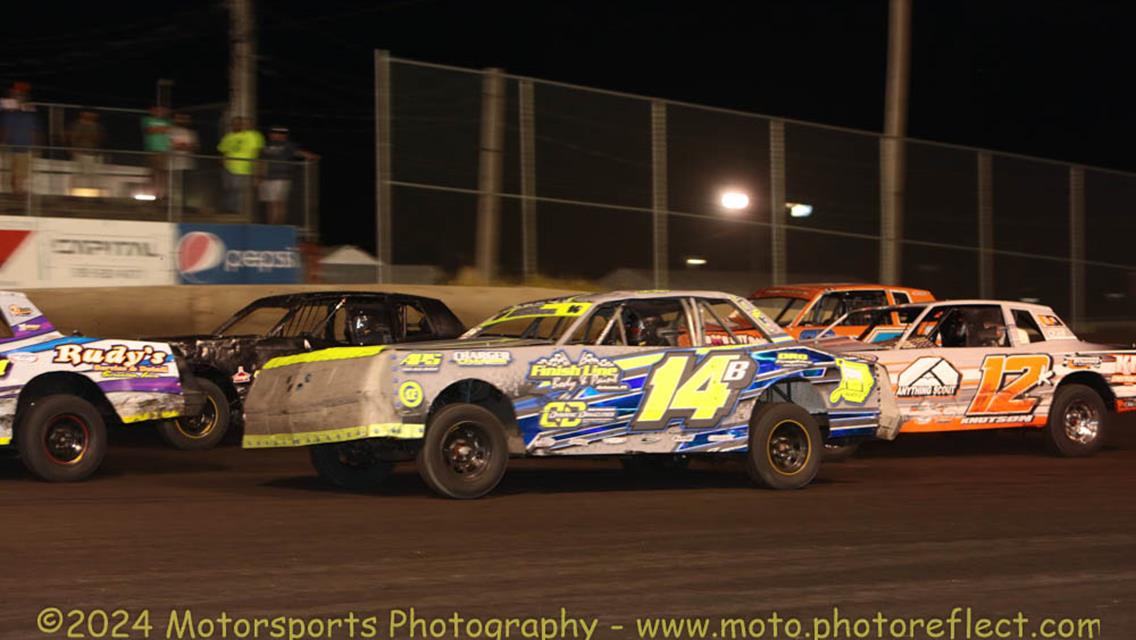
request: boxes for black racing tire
[417,403,508,499]
[746,403,822,490]
[822,442,860,463]
[157,378,231,451]
[1045,384,1108,457]
[16,394,107,482]
[620,455,691,474]
[309,440,395,491]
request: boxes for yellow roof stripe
[263,346,386,370]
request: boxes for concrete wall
[25,284,582,338]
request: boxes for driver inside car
[350,309,393,345]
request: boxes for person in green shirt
[141,105,171,198]
[217,116,264,214]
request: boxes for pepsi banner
[177,223,301,285]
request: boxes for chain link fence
[375,55,1134,327]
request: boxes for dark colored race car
[150,292,465,450]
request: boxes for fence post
[650,100,668,289]
[977,151,994,298]
[519,79,538,283]
[1069,166,1086,326]
[475,68,506,284]
[374,50,392,283]
[303,159,312,238]
[769,119,786,286]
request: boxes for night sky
[3,1,1133,253]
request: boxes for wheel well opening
[428,379,518,433]
[757,380,830,438]
[1059,372,1116,411]
[16,373,118,431]
[194,367,239,404]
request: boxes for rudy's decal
[528,350,626,392]
[829,358,875,405]
[52,343,170,376]
[400,352,443,372]
[538,401,619,429]
[397,381,424,408]
[8,304,33,317]
[452,350,511,367]
[633,351,756,430]
[896,357,961,397]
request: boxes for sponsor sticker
[896,357,961,397]
[52,344,170,377]
[232,366,252,384]
[538,401,618,429]
[400,352,444,372]
[452,350,511,367]
[8,304,32,317]
[398,381,424,408]
[528,350,626,392]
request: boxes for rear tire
[309,440,395,491]
[746,403,822,490]
[16,394,106,482]
[1046,384,1107,457]
[158,378,231,451]
[417,403,508,499]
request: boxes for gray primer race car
[243,290,900,498]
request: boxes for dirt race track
[3,420,1135,640]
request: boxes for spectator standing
[67,110,104,191]
[141,106,171,198]
[259,126,316,225]
[0,82,39,195]
[168,113,199,209]
[217,116,263,215]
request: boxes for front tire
[16,395,107,482]
[158,378,231,451]
[417,403,508,499]
[1046,384,1108,457]
[746,403,822,490]
[309,440,395,491]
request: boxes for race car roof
[749,283,933,299]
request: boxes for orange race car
[749,283,935,341]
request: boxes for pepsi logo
[177,232,225,275]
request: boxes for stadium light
[686,257,707,266]
[133,193,157,202]
[787,202,813,218]
[719,190,750,210]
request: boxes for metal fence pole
[519,79,538,283]
[475,68,506,283]
[879,135,905,284]
[303,160,312,238]
[374,50,392,283]
[977,151,994,298]
[650,100,668,289]
[26,149,33,216]
[167,158,175,221]
[1069,166,1086,325]
[769,119,787,286]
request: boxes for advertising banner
[37,217,175,287]
[0,216,39,288]
[177,223,300,284]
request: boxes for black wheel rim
[177,395,218,438]
[766,420,810,475]
[43,414,90,465]
[440,421,491,478]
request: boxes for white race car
[825,299,1136,456]
[0,292,203,481]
